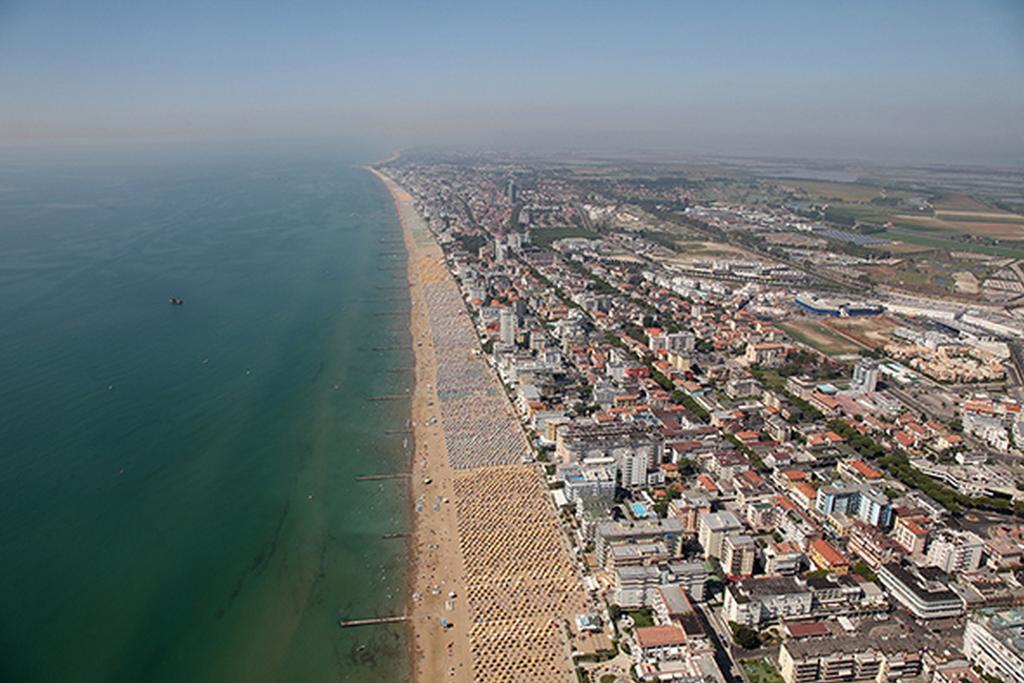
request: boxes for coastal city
[3,3,1023,683]
[376,153,1024,683]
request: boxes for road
[696,602,744,683]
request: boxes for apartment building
[778,634,924,683]
[721,534,756,579]
[723,576,813,627]
[926,529,985,573]
[698,510,743,560]
[964,609,1024,683]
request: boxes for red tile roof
[848,459,883,479]
[635,625,687,648]
[785,621,830,638]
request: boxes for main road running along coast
[370,168,588,683]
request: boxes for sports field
[780,318,865,356]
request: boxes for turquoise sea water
[0,145,412,682]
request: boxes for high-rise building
[851,358,880,393]
[816,482,892,528]
[698,510,743,559]
[493,236,508,263]
[499,307,516,345]
[721,534,756,578]
[507,178,517,204]
[926,529,985,573]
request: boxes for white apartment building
[926,529,985,573]
[964,609,1024,683]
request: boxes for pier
[381,532,409,539]
[338,614,409,628]
[366,393,408,402]
[385,428,412,435]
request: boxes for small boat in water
[169,297,184,306]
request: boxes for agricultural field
[773,178,1024,256]
[778,179,911,204]
[780,318,865,357]
[892,213,1024,241]
[878,228,1024,259]
[931,192,1002,212]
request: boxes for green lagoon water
[0,145,412,682]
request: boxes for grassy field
[530,226,597,248]
[781,318,865,356]
[742,659,785,683]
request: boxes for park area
[741,658,785,683]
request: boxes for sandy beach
[371,168,586,683]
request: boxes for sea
[0,142,413,682]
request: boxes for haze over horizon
[2,0,1023,166]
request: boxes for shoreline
[369,165,587,682]
[368,167,474,683]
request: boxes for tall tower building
[851,358,880,393]
[499,307,516,345]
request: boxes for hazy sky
[2,0,1022,164]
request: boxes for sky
[1,0,1023,164]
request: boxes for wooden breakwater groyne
[338,614,409,628]
[382,532,409,539]
[354,473,412,481]
[366,394,408,402]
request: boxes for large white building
[926,529,985,573]
[877,562,963,620]
[557,457,618,502]
[723,576,812,627]
[964,609,1024,683]
[556,420,662,488]
[851,358,880,393]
